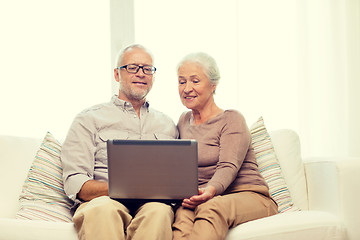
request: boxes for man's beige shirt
[61,95,178,203]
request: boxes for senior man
[61,44,177,240]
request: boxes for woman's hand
[182,185,216,209]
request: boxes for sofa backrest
[270,129,308,210]
[0,135,41,218]
[0,129,308,218]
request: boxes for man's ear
[114,68,120,82]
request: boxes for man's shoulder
[70,101,115,127]
[147,107,178,138]
[78,101,113,116]
[148,107,174,122]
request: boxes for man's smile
[132,81,147,85]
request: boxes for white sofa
[0,129,359,240]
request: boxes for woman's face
[178,62,216,111]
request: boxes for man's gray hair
[177,52,220,86]
[115,44,154,67]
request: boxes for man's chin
[119,86,151,102]
[129,90,149,101]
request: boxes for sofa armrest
[304,157,360,240]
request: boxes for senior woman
[172,52,278,240]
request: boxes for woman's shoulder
[223,109,246,121]
[221,109,250,131]
[177,111,192,124]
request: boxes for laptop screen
[107,139,198,203]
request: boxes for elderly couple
[61,44,278,240]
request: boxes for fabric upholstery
[15,132,73,222]
[250,117,300,213]
[270,129,308,210]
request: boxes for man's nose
[135,67,146,77]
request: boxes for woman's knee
[195,197,224,219]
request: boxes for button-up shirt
[61,95,178,203]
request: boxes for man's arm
[77,180,109,202]
[62,112,100,203]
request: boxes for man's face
[115,48,154,102]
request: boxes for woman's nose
[184,82,193,93]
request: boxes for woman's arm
[207,111,251,195]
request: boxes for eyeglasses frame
[117,64,157,75]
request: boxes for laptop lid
[107,139,198,203]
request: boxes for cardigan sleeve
[207,111,251,195]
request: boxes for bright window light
[0,0,111,140]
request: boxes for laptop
[107,139,198,203]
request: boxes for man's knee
[74,196,128,220]
[140,202,174,220]
[143,202,173,213]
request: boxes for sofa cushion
[270,129,308,210]
[0,218,78,240]
[225,211,345,240]
[15,132,73,222]
[0,135,42,218]
[250,117,300,213]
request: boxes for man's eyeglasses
[118,64,157,75]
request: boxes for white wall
[134,0,300,130]
[1,0,358,158]
[0,0,111,140]
[347,0,360,157]
[133,0,360,158]
[134,0,239,123]
[110,0,135,94]
[134,0,299,146]
[235,1,299,132]
[298,0,360,157]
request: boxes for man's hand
[77,180,109,202]
[181,185,216,209]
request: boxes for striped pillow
[250,117,300,213]
[15,132,73,222]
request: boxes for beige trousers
[172,190,278,240]
[73,196,174,240]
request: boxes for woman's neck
[192,103,223,125]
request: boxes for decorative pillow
[15,132,73,222]
[250,117,300,213]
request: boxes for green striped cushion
[250,117,300,213]
[15,132,73,222]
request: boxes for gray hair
[177,52,220,86]
[115,44,154,67]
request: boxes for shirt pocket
[140,133,173,140]
[153,133,175,140]
[99,131,129,142]
[97,131,129,161]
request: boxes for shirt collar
[111,94,150,111]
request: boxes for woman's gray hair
[115,44,154,67]
[177,52,220,86]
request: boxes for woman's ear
[212,84,217,94]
